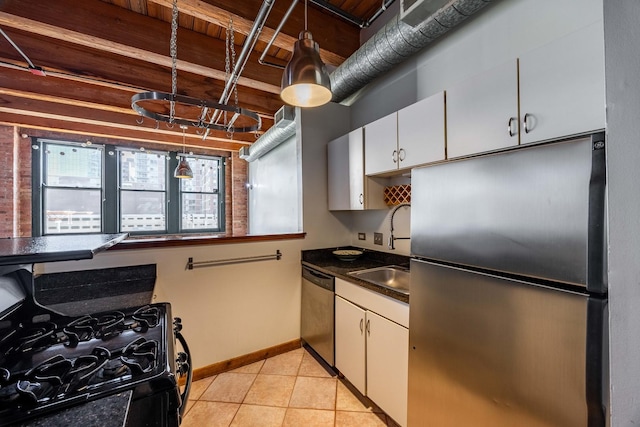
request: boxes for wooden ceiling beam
[0,63,277,124]
[0,95,260,145]
[146,0,350,66]
[1,113,247,153]
[0,0,290,94]
[0,30,285,118]
[206,0,359,61]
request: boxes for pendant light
[280,0,332,108]
[174,125,193,179]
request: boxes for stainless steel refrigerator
[408,135,607,426]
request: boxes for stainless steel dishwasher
[301,265,335,366]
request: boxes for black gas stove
[0,266,192,426]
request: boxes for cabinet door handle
[360,318,364,334]
[398,148,406,162]
[366,319,370,336]
[392,149,397,163]
[523,113,532,134]
[359,193,364,205]
[507,117,517,137]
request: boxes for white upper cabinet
[397,91,446,169]
[364,112,398,175]
[447,20,605,158]
[328,129,386,211]
[519,20,605,145]
[446,60,519,159]
[365,92,446,175]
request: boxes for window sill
[109,232,306,250]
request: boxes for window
[39,142,103,234]
[180,156,221,231]
[33,140,225,236]
[119,149,167,233]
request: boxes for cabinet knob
[360,318,364,334]
[366,319,371,336]
[392,149,397,163]
[507,117,517,137]
[523,113,532,134]
[359,193,363,205]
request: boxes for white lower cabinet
[366,310,409,427]
[335,296,367,393]
[335,279,409,426]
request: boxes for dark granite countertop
[0,234,127,266]
[21,391,132,427]
[302,247,410,304]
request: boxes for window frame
[116,147,170,235]
[32,139,226,236]
[33,140,105,236]
[177,154,225,233]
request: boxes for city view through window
[41,142,222,235]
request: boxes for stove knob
[173,317,183,332]
[177,361,190,376]
[177,352,188,364]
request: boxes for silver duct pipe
[243,0,493,161]
[241,119,297,162]
[331,0,492,102]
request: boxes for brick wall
[230,151,248,235]
[17,135,32,236]
[0,125,247,238]
[0,126,32,238]
[0,126,15,237]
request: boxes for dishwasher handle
[302,266,335,292]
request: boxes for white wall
[37,239,303,369]
[298,103,354,249]
[603,0,640,423]
[248,134,302,235]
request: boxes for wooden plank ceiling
[0,0,385,153]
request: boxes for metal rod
[186,250,282,269]
[0,28,36,68]
[202,0,276,140]
[364,0,396,28]
[308,0,365,27]
[0,27,46,75]
[258,0,299,69]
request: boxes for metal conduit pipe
[243,0,493,161]
[202,0,276,140]
[241,119,297,162]
[331,0,493,102]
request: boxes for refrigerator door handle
[587,132,607,294]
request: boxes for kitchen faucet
[388,203,411,250]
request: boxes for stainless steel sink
[348,266,410,294]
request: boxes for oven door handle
[176,331,193,420]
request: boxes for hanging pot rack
[131,91,261,133]
[131,0,262,136]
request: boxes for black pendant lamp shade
[174,157,193,179]
[281,30,332,108]
[174,124,193,179]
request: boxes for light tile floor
[182,347,400,427]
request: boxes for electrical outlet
[374,232,383,245]
[358,232,366,241]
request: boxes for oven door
[125,327,193,426]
